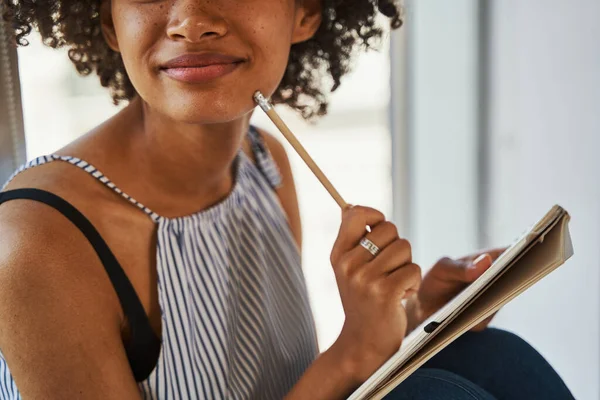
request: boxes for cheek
[239,5,296,92]
[112,5,164,81]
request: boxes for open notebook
[349,205,573,400]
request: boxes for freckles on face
[110,0,300,124]
[110,2,166,86]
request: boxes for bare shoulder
[0,155,134,271]
[0,150,151,327]
[0,195,141,397]
[0,193,120,333]
[252,128,303,249]
[0,178,117,294]
[0,162,142,397]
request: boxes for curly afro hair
[1,0,402,119]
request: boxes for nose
[166,4,228,43]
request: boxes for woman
[0,0,574,398]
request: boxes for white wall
[404,0,599,398]
[487,1,600,398]
[406,0,480,266]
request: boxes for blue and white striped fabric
[0,128,319,399]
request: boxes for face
[101,0,321,124]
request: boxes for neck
[118,97,251,215]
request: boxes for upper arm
[256,129,303,250]
[0,201,142,399]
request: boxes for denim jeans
[384,328,574,400]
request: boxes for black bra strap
[0,188,160,381]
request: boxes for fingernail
[472,254,489,267]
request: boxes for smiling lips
[160,53,245,83]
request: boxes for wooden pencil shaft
[264,108,348,209]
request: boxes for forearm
[285,343,361,400]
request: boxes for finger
[459,247,507,263]
[430,257,472,282]
[363,238,412,276]
[431,254,492,283]
[384,263,422,300]
[487,247,508,260]
[345,221,401,268]
[465,253,494,281]
[331,206,386,260]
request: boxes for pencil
[253,91,348,210]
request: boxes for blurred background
[1,0,598,398]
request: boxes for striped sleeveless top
[0,127,319,399]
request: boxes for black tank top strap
[1,155,163,223]
[0,188,160,382]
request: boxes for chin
[161,92,258,124]
[166,105,248,124]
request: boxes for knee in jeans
[475,328,535,353]
[386,369,495,400]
